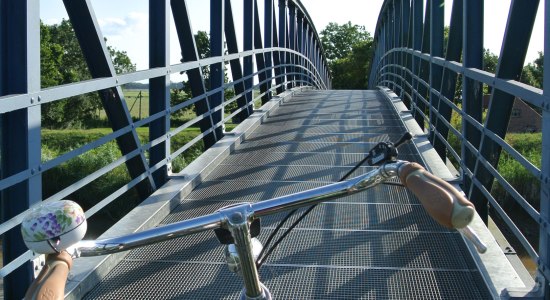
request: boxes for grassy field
[124,90,150,119]
[99,89,263,123]
[41,126,210,237]
[98,90,152,120]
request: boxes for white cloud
[98,17,128,35]
[97,12,149,71]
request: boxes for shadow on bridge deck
[75,90,500,299]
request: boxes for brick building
[483,95,542,133]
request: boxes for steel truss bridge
[0,0,549,299]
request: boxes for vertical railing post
[288,3,296,88]
[0,0,41,297]
[394,0,402,95]
[413,0,431,130]
[382,11,391,87]
[390,2,396,91]
[429,0,444,143]
[264,0,274,95]
[308,29,314,86]
[271,3,284,94]
[278,0,287,91]
[401,0,411,107]
[462,0,484,220]
[541,1,550,296]
[149,0,170,184]
[210,0,225,132]
[432,0,463,161]
[296,11,304,86]
[315,41,321,85]
[243,0,255,108]
[225,0,249,122]
[253,0,269,104]
[410,0,423,113]
[172,0,220,149]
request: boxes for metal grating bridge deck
[83,90,491,299]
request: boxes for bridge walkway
[81,90,492,299]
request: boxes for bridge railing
[0,0,329,298]
[369,0,550,295]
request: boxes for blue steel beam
[149,0,170,186]
[410,0,423,111]
[0,0,40,297]
[288,2,297,89]
[171,0,219,149]
[541,0,550,295]
[297,12,304,86]
[394,0,403,96]
[400,0,412,107]
[431,0,463,160]
[428,0,444,144]
[381,11,390,86]
[413,0,431,130]
[392,1,399,93]
[278,0,288,91]
[271,3,284,94]
[253,0,270,104]
[62,0,156,198]
[308,29,314,86]
[225,0,251,121]
[264,0,274,95]
[469,0,539,223]
[210,0,224,133]
[243,0,254,109]
[462,0,485,220]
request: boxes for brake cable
[256,133,413,268]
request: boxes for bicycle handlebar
[399,162,475,229]
[22,160,481,298]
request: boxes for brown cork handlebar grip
[399,162,475,229]
[24,251,72,300]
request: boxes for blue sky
[40,0,545,75]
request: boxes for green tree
[320,22,371,61]
[330,40,374,89]
[40,20,136,128]
[173,31,235,119]
[108,45,136,74]
[482,49,499,95]
[320,22,374,89]
[521,51,543,89]
[483,49,499,74]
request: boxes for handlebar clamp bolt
[230,212,244,223]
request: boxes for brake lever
[367,132,413,166]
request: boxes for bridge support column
[244,0,255,111]
[149,0,170,185]
[210,0,225,131]
[541,1,550,296]
[0,0,41,298]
